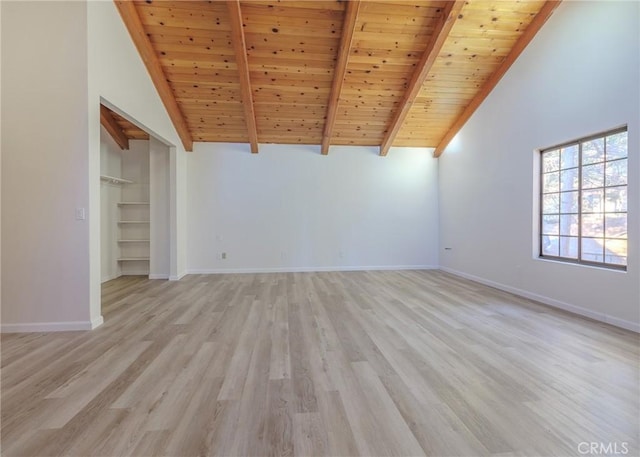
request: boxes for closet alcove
[100,104,171,284]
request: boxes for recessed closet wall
[100,130,171,283]
[149,137,170,279]
[119,140,151,276]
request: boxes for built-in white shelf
[118,257,150,262]
[100,175,133,185]
[118,239,150,243]
[117,202,150,206]
[118,221,150,224]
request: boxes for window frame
[538,126,628,271]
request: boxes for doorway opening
[99,101,172,316]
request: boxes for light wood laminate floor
[2,271,638,456]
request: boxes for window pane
[559,236,578,259]
[582,138,605,164]
[543,193,559,214]
[559,168,578,191]
[605,239,627,266]
[605,159,627,186]
[560,214,578,236]
[542,172,560,193]
[581,238,604,263]
[582,189,604,213]
[606,132,627,161]
[605,214,627,239]
[561,145,579,169]
[560,191,579,213]
[582,163,604,189]
[542,215,559,235]
[605,187,627,212]
[542,149,560,172]
[540,128,627,270]
[542,235,559,256]
[582,213,604,237]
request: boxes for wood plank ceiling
[115,0,560,155]
[100,104,149,150]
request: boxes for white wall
[176,149,188,278]
[1,1,95,331]
[438,1,640,331]
[1,0,3,319]
[100,126,122,282]
[88,0,190,321]
[187,144,439,272]
[0,0,190,331]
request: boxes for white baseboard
[169,271,187,281]
[1,315,104,333]
[439,267,639,333]
[91,315,104,329]
[101,273,121,284]
[187,265,438,275]
[604,315,640,333]
[1,320,97,333]
[148,274,169,280]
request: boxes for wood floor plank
[378,372,490,457]
[144,341,219,432]
[315,390,359,457]
[42,340,152,429]
[351,361,426,456]
[269,296,291,380]
[1,270,638,456]
[161,376,225,457]
[229,297,273,457]
[216,299,264,401]
[288,297,320,413]
[264,379,295,457]
[293,412,329,457]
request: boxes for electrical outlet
[221,252,227,260]
[75,208,86,220]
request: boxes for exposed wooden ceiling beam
[227,0,259,154]
[321,0,361,155]
[114,1,193,152]
[100,104,129,150]
[433,1,563,158]
[380,1,465,157]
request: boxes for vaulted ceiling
[115,0,560,156]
